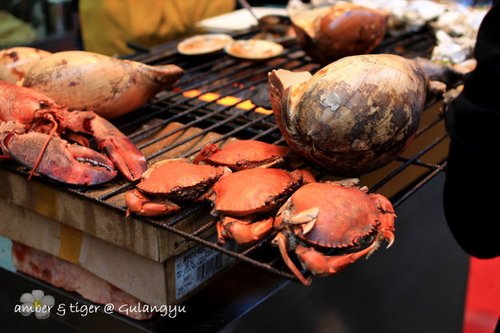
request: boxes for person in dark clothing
[443,0,500,259]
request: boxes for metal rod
[179,114,274,159]
[237,0,261,24]
[370,134,448,192]
[141,215,298,280]
[121,53,299,136]
[393,161,447,208]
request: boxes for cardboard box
[0,198,234,306]
[0,169,217,262]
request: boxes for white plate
[177,34,234,56]
[225,40,284,60]
[196,7,288,33]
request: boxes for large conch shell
[269,54,429,176]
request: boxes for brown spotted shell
[276,182,380,249]
[138,159,225,200]
[291,2,388,64]
[206,140,289,170]
[212,168,302,217]
[269,54,428,176]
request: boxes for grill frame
[0,26,449,282]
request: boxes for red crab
[0,81,146,185]
[125,159,230,216]
[193,139,290,170]
[207,168,303,245]
[273,180,396,285]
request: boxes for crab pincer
[60,111,147,182]
[207,168,303,245]
[0,82,147,184]
[125,189,181,217]
[1,128,116,185]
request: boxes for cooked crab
[125,159,230,216]
[273,180,396,285]
[207,168,303,244]
[193,140,290,171]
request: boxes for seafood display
[431,29,476,65]
[347,0,488,64]
[290,2,388,64]
[22,51,184,119]
[269,54,428,176]
[287,0,487,71]
[6,0,481,290]
[273,180,396,285]
[0,47,51,84]
[0,82,146,184]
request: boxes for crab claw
[125,189,181,217]
[193,143,220,164]
[369,193,396,248]
[218,216,274,245]
[2,131,116,185]
[272,232,312,286]
[295,241,379,277]
[62,111,147,181]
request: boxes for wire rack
[1,26,449,282]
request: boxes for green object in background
[0,10,37,47]
[0,236,15,272]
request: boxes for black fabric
[443,2,500,259]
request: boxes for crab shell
[291,2,388,64]
[137,159,229,201]
[194,140,290,170]
[210,168,303,217]
[276,182,392,248]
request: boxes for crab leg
[295,241,379,278]
[193,143,220,164]
[273,232,312,286]
[125,189,181,217]
[369,193,396,247]
[62,111,147,181]
[218,216,274,245]
[1,131,117,185]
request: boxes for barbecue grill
[0,25,449,284]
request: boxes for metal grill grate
[1,26,448,282]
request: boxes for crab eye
[38,100,50,109]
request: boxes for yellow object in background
[79,0,236,56]
[0,10,37,48]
